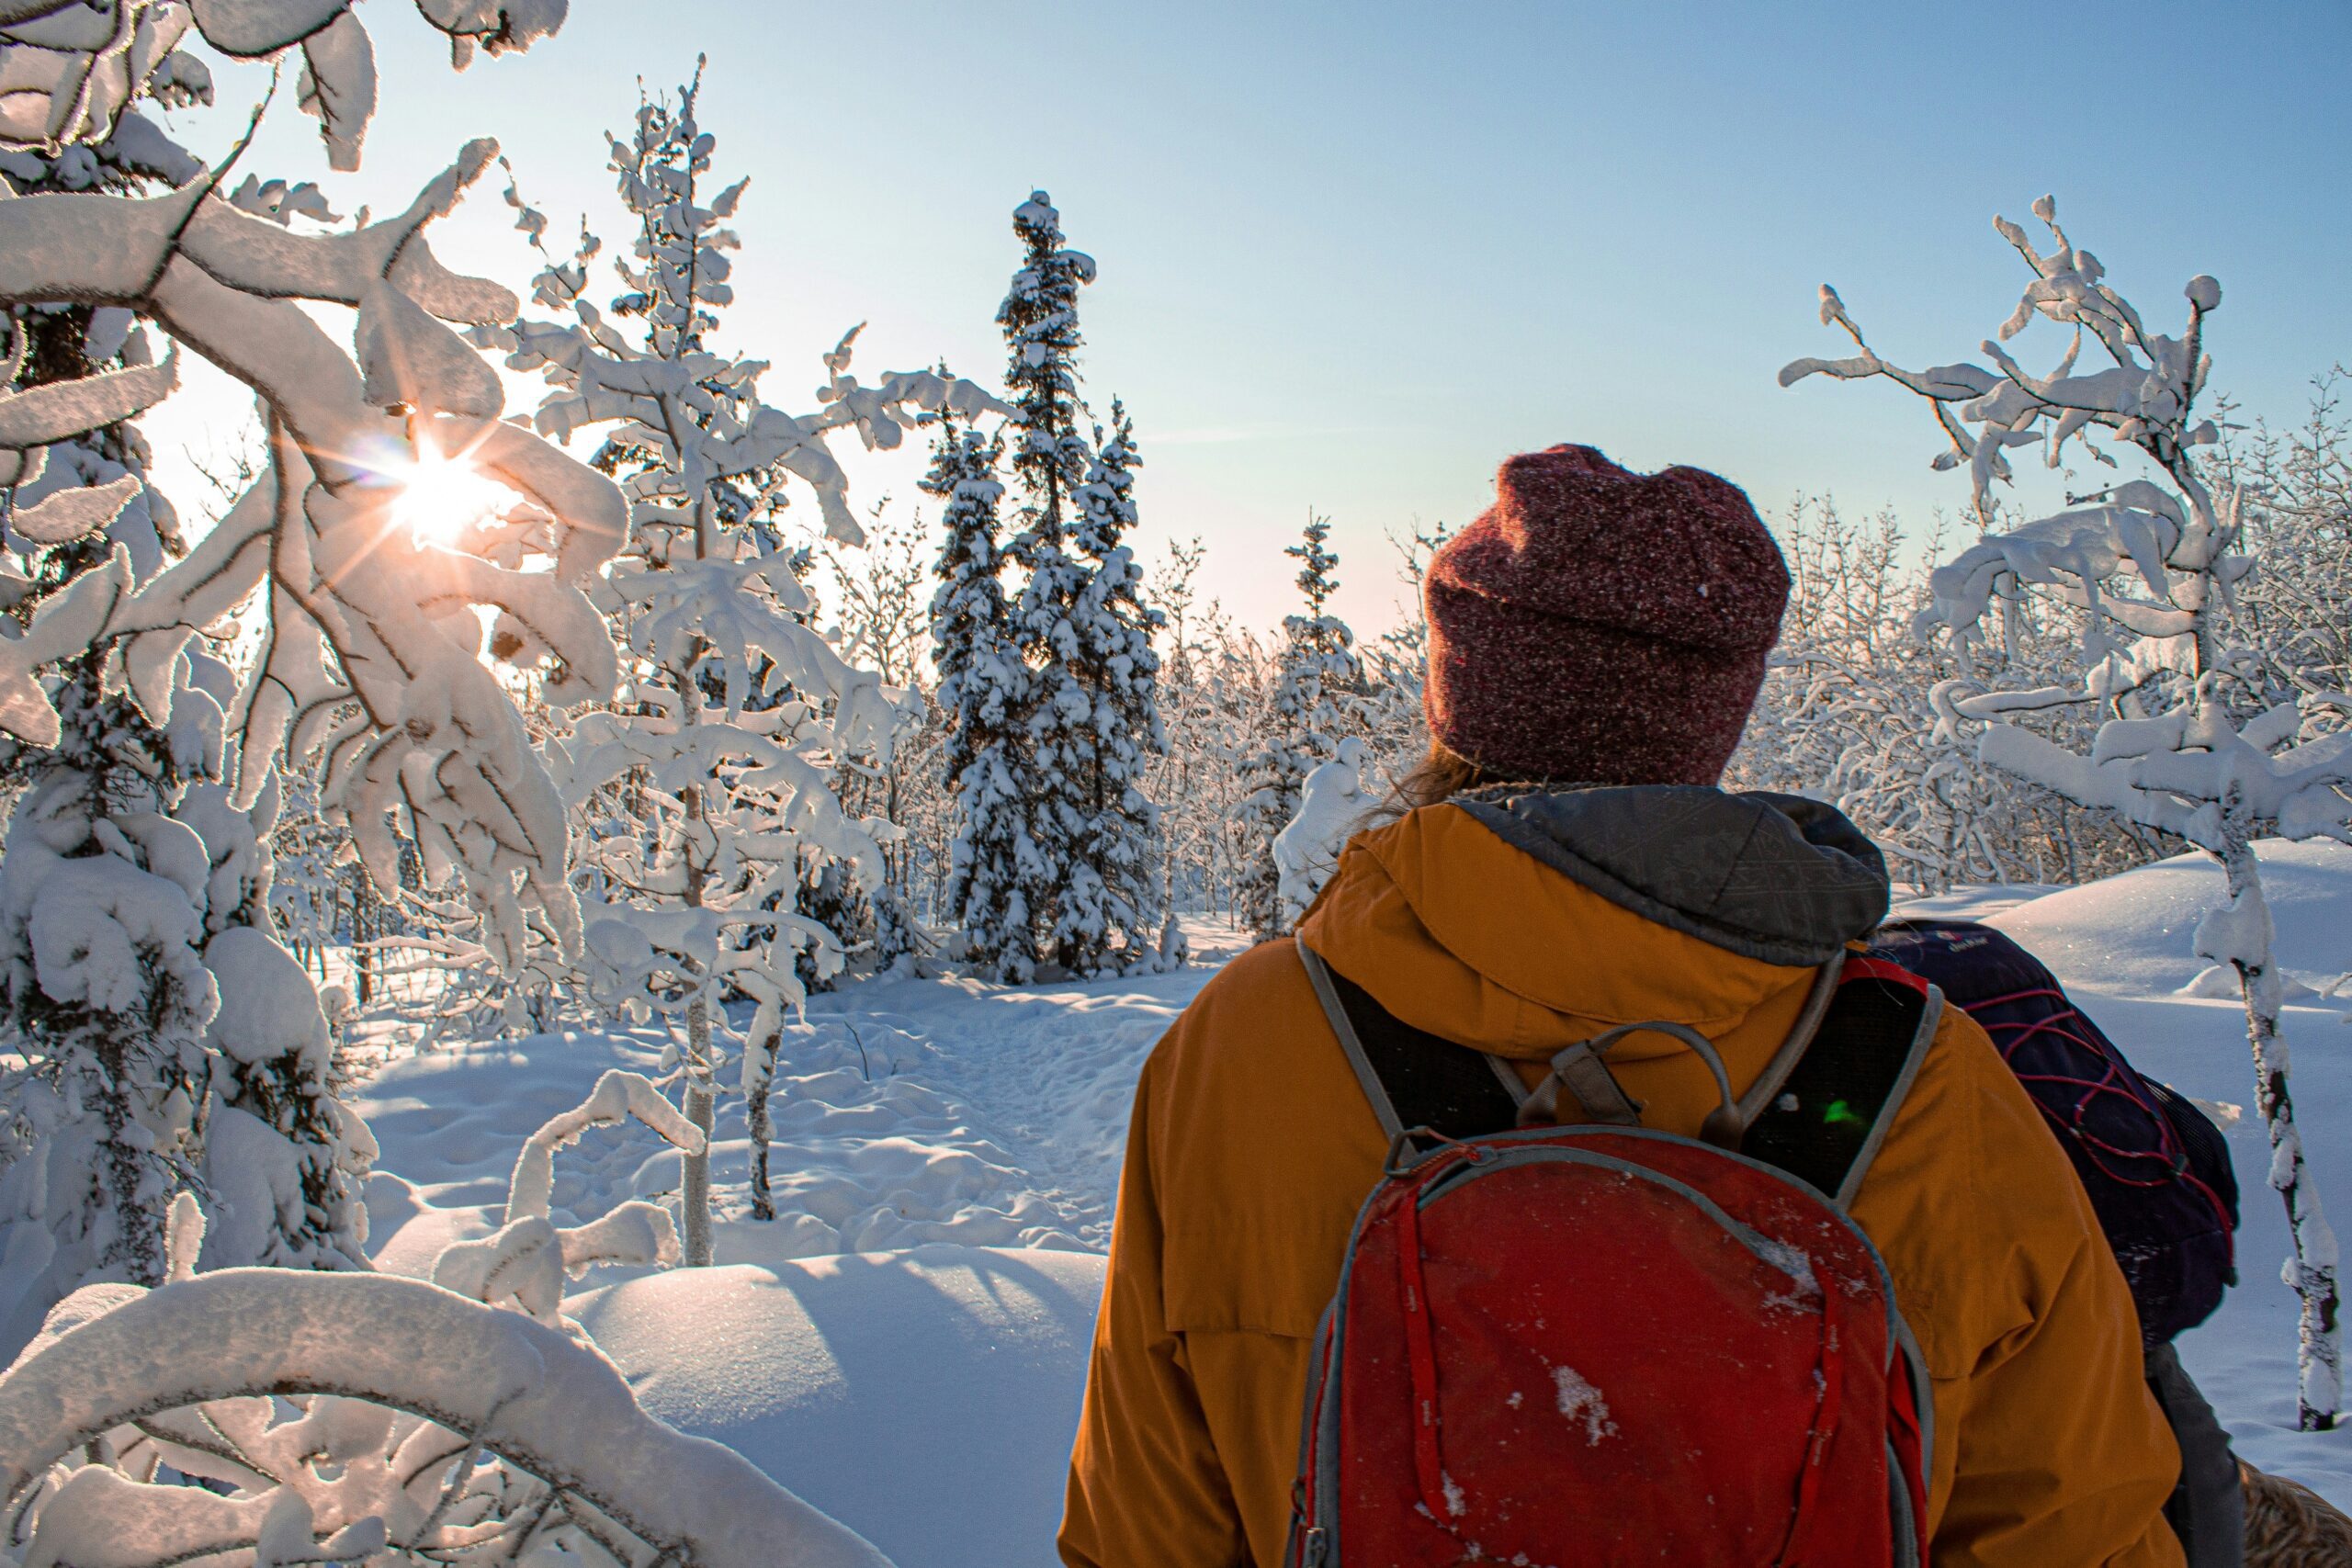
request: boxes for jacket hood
[1453,784,1889,968]
[1296,786,1891,1063]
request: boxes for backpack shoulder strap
[1298,936,1942,1207]
[1740,956,1943,1209]
[1297,938,1522,1149]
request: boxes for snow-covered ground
[1980,840,2352,1504]
[354,919,1250,1566]
[350,863,2352,1563]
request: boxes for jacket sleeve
[1059,1047,1251,1568]
[1928,1230,2187,1566]
[1912,1014,2188,1568]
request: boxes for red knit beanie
[1424,445,1789,786]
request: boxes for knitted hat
[1424,445,1789,786]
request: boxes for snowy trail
[357,918,1246,1270]
[809,965,1220,1247]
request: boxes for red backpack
[1290,942,1940,1568]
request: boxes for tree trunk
[354,875,377,1007]
[681,989,716,1268]
[746,1021,777,1223]
[676,640,718,1268]
[2222,833,2342,1430]
[95,1039,164,1286]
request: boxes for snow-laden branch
[0,1270,896,1568]
[0,139,628,970]
[504,1067,701,1224]
[1272,735,1366,927]
[424,1069,706,1327]
[0,0,565,158]
[1782,197,2224,543]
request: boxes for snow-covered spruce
[0,274,220,1344]
[1238,513,1363,937]
[0,38,366,1343]
[1057,400,1170,971]
[497,69,998,1253]
[926,413,1040,981]
[1785,196,2352,1428]
[994,192,1168,976]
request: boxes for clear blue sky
[157,0,2352,637]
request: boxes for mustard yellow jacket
[1060,795,2184,1567]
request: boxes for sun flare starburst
[389,451,522,547]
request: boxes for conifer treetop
[1288,512,1340,617]
[997,190,1096,543]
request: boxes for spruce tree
[995,190,1168,975]
[1237,513,1363,938]
[998,191,1095,973]
[0,249,262,1321]
[180,759,372,1272]
[1060,400,1169,970]
[926,414,1037,980]
[0,312,368,1310]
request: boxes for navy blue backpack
[1869,919,2239,1346]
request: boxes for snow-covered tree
[994,190,1166,976]
[1140,538,1223,916]
[927,413,1038,979]
[1352,517,1452,795]
[498,71,995,1256]
[1237,513,1362,937]
[997,189,1093,969]
[1725,497,2170,892]
[2229,377,2352,709]
[0,0,620,1346]
[819,504,938,976]
[0,287,214,1337]
[1784,196,2352,1428]
[181,763,374,1274]
[0,671,220,1337]
[1057,400,1169,969]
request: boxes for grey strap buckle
[1518,1019,1745,1148]
[1518,1039,1644,1128]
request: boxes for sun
[389,451,521,547]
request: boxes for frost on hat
[1423,444,1790,786]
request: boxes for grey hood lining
[1453,785,1891,968]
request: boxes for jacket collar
[1451,785,1890,968]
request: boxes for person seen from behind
[1058,445,2188,1566]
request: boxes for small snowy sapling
[1783,196,2352,1428]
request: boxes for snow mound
[1988,839,2352,999]
[572,1246,1104,1568]
[1977,840,2352,1503]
